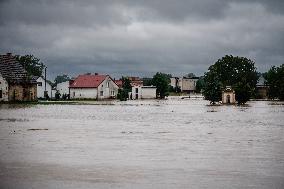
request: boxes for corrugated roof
[70,74,108,88]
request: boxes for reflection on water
[0,99,283,189]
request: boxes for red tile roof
[115,80,123,88]
[70,74,107,88]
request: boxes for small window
[38,82,42,86]
[0,89,2,98]
[107,81,109,88]
[100,91,103,96]
[135,88,138,93]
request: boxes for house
[34,76,54,99]
[170,76,199,93]
[69,73,119,100]
[0,53,37,101]
[56,80,70,98]
[0,73,9,101]
[222,86,236,104]
[130,85,157,100]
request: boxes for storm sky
[0,0,284,79]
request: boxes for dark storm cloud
[0,0,283,79]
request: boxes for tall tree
[196,76,205,93]
[117,77,132,101]
[264,64,284,100]
[203,71,222,104]
[152,72,171,98]
[204,55,258,104]
[54,74,71,84]
[15,54,45,77]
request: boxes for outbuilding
[222,86,236,104]
[131,85,157,100]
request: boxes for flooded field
[0,99,283,189]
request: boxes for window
[107,81,109,88]
[38,82,42,86]
[135,88,139,93]
[100,91,104,96]
[111,91,115,96]
[0,89,2,98]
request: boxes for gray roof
[0,53,37,84]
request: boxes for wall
[131,86,156,99]
[70,88,98,99]
[8,84,37,101]
[222,91,236,104]
[131,86,142,99]
[57,81,70,96]
[97,76,119,100]
[0,74,8,101]
[181,78,198,92]
[37,77,53,98]
[141,87,156,99]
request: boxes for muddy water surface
[0,99,283,189]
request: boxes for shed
[222,86,236,104]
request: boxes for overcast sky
[0,0,283,79]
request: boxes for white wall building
[69,74,119,100]
[131,86,157,100]
[0,73,8,101]
[57,81,70,96]
[36,76,54,99]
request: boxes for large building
[69,73,119,100]
[170,76,199,93]
[0,53,37,101]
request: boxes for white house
[69,74,119,100]
[57,80,70,97]
[36,76,53,99]
[0,73,8,101]
[131,85,157,100]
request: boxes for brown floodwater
[0,98,283,189]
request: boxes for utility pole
[44,67,48,99]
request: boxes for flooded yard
[0,99,283,189]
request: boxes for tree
[203,71,222,104]
[117,77,132,101]
[264,64,284,100]
[184,73,196,78]
[151,72,171,98]
[196,76,205,93]
[204,55,258,104]
[54,74,71,84]
[15,54,45,77]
